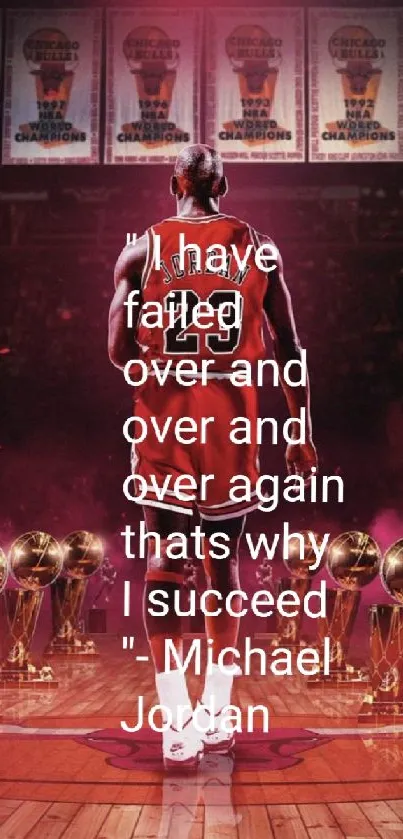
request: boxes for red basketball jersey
[137,213,272,371]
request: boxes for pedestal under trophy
[308,531,381,688]
[359,539,403,720]
[0,532,63,686]
[273,530,326,652]
[46,530,104,658]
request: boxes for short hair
[174,144,224,197]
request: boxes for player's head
[170,144,228,202]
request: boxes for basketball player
[109,145,317,769]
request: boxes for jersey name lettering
[160,250,252,286]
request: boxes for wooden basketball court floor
[1,641,403,838]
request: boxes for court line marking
[0,778,403,788]
[1,724,403,736]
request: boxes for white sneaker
[197,704,235,754]
[163,717,204,771]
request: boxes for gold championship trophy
[308,531,381,687]
[46,530,104,658]
[359,539,403,720]
[20,28,82,148]
[0,548,8,645]
[273,531,326,652]
[254,554,275,639]
[0,532,63,686]
[224,24,287,143]
[0,547,7,585]
[121,26,185,147]
[326,26,391,145]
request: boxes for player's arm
[263,246,318,478]
[108,235,148,370]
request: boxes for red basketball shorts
[130,375,260,520]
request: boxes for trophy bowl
[284,530,327,579]
[327,531,381,591]
[0,547,8,592]
[380,539,403,604]
[9,531,63,590]
[62,530,104,580]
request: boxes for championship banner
[106,8,201,164]
[2,9,102,165]
[206,8,305,163]
[309,8,403,162]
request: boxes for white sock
[155,669,193,730]
[201,663,234,712]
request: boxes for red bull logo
[16,27,85,148]
[329,25,384,96]
[221,24,290,146]
[226,24,281,96]
[120,25,189,149]
[123,26,179,98]
[323,24,394,147]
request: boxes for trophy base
[0,665,58,689]
[308,665,368,689]
[253,633,277,644]
[271,637,311,653]
[358,696,403,722]
[46,640,99,658]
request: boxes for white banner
[106,8,201,164]
[2,9,102,165]
[206,8,305,163]
[309,8,403,162]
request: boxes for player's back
[137,212,270,371]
